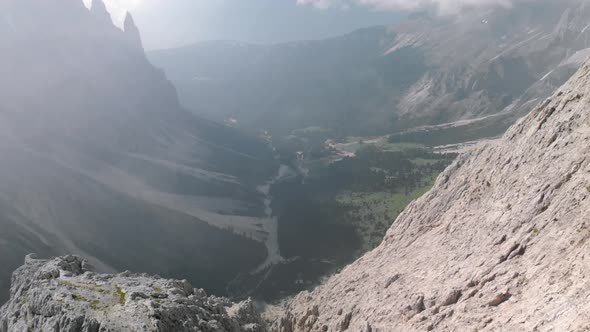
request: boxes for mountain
[149,0,590,142]
[0,0,278,303]
[4,52,590,332]
[0,255,264,331]
[273,59,590,331]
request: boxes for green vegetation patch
[60,280,105,294]
[90,299,101,310]
[115,286,126,305]
[324,145,454,251]
[334,136,425,154]
[336,179,436,251]
[274,143,456,257]
[247,136,457,301]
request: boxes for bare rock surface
[273,61,590,331]
[0,255,265,332]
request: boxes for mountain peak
[123,11,135,29]
[124,12,143,50]
[90,0,111,24]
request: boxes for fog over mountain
[299,0,527,12]
[93,0,404,50]
[0,0,278,303]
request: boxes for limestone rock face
[0,255,265,332]
[273,61,590,331]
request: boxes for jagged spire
[123,12,143,51]
[90,0,112,24]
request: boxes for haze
[95,0,403,50]
[4,0,590,330]
[93,0,537,50]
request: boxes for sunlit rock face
[274,60,590,331]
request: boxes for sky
[96,0,404,50]
[96,0,522,50]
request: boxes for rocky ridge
[272,60,590,331]
[0,255,264,332]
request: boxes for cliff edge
[0,255,264,332]
[274,61,590,331]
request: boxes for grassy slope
[336,173,437,252]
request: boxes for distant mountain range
[149,0,590,142]
[0,0,277,302]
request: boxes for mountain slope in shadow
[0,0,277,302]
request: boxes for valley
[141,1,590,299]
[226,128,457,301]
[3,2,590,330]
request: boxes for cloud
[297,0,339,9]
[297,0,519,14]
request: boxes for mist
[299,0,529,14]
[1,0,590,330]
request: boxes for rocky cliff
[273,60,590,331]
[0,255,264,332]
